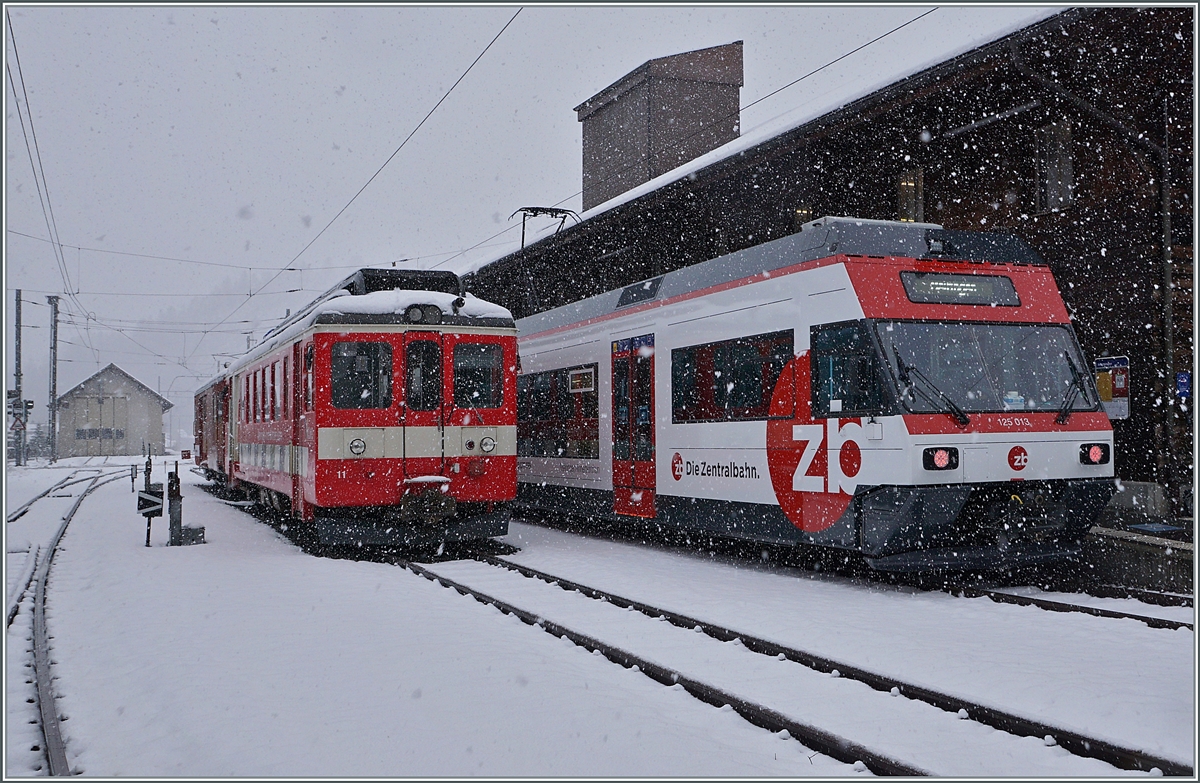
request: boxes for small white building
[56,364,173,457]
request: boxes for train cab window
[671,330,794,423]
[811,321,888,418]
[331,341,393,409]
[405,340,442,411]
[454,343,503,409]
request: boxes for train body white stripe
[315,425,517,460]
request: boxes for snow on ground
[6,458,855,777]
[420,558,1138,777]
[497,522,1196,768]
[4,456,1193,776]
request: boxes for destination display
[900,271,1020,306]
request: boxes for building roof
[459,7,1067,278]
[573,40,744,120]
[57,363,174,412]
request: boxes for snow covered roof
[225,287,513,377]
[57,363,173,411]
[458,7,1066,278]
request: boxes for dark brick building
[466,8,1193,512]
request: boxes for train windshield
[874,321,1097,414]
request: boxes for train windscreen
[875,321,1098,414]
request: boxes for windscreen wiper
[889,344,970,427]
[1055,352,1085,425]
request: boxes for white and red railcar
[515,217,1115,571]
[195,269,518,548]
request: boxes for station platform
[1083,482,1194,595]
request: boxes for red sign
[181,449,192,460]
[671,453,683,481]
[1007,445,1028,471]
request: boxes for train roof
[516,216,1047,337]
[219,270,514,377]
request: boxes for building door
[611,334,656,517]
[402,332,445,478]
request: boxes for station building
[55,364,173,457]
[464,7,1193,515]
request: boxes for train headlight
[480,436,496,453]
[922,447,959,471]
[1079,443,1110,465]
[421,305,443,324]
[405,305,425,323]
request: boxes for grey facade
[576,41,743,211]
[56,364,173,457]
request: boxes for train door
[611,334,656,517]
[402,331,446,477]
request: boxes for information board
[1094,356,1130,420]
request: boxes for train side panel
[516,248,1115,571]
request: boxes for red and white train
[194,269,518,549]
[515,216,1115,571]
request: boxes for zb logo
[790,420,863,494]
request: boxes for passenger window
[406,340,442,411]
[671,330,793,423]
[811,321,888,417]
[304,344,314,411]
[517,363,600,459]
[331,342,393,409]
[453,343,503,409]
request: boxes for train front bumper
[314,504,510,548]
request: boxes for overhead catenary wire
[182,7,524,370]
[428,7,939,271]
[6,228,517,272]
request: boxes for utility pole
[14,290,24,465]
[47,295,59,463]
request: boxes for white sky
[4,4,1058,442]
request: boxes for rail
[29,473,126,776]
[476,553,1191,776]
[402,559,926,776]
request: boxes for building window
[898,167,924,223]
[793,205,814,232]
[75,429,86,440]
[1036,121,1074,212]
[672,330,794,423]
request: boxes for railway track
[14,472,128,777]
[406,552,1190,776]
[515,506,1194,631]
[941,583,1193,631]
[402,557,924,776]
[6,469,106,523]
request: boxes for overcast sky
[4,4,1057,444]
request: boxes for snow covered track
[402,560,925,776]
[28,473,126,777]
[447,554,1190,776]
[943,583,1193,631]
[5,470,112,524]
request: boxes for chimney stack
[575,41,743,212]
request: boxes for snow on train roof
[226,290,512,375]
[318,289,511,320]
